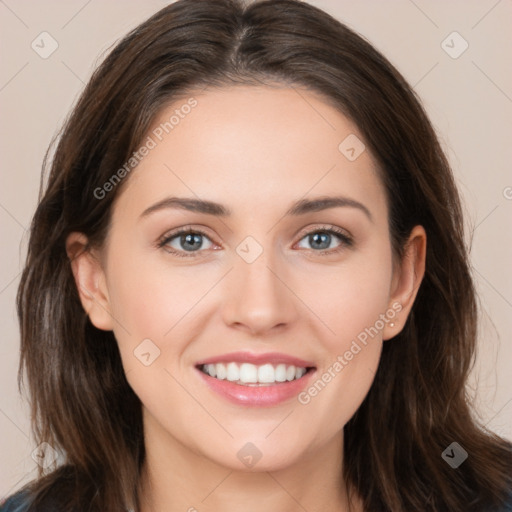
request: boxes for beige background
[1,0,511,498]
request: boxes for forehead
[116,85,387,223]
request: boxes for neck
[136,410,362,512]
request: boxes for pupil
[182,233,202,251]
[310,232,330,250]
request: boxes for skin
[67,85,426,512]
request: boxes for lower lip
[196,368,315,407]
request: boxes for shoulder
[0,488,59,512]
[501,489,512,511]
[486,487,512,512]
[0,489,31,512]
[0,467,75,512]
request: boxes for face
[70,85,424,473]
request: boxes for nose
[221,248,298,337]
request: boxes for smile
[195,351,316,406]
[199,362,309,386]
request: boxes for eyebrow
[140,195,373,222]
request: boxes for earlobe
[66,232,114,331]
[383,225,427,340]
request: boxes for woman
[2,0,511,510]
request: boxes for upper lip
[196,351,316,368]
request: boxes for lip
[195,351,317,407]
[195,351,315,368]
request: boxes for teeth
[258,364,275,383]
[201,362,309,385]
[240,363,258,383]
[295,367,306,379]
[218,363,227,379]
[275,364,287,382]
[226,362,239,382]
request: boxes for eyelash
[157,225,353,258]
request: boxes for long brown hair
[15,0,512,510]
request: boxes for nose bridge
[222,233,296,334]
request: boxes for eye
[157,227,216,258]
[295,225,353,255]
[157,224,353,258]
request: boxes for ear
[66,232,114,331]
[383,225,426,340]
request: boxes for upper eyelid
[296,224,351,239]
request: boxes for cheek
[105,262,206,414]
[305,243,393,353]
[105,254,224,387]
[106,254,212,340]
[295,243,393,426]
